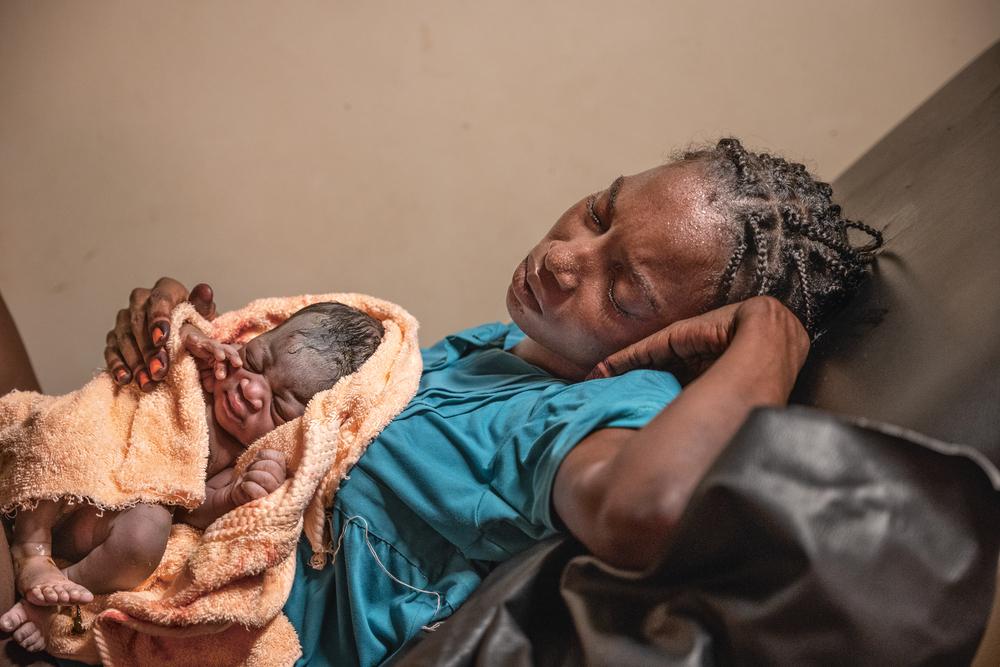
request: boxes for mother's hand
[588,296,808,384]
[104,278,217,391]
[561,297,810,569]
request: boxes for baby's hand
[229,449,287,506]
[180,323,242,393]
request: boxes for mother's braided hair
[682,138,884,338]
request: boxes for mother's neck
[510,337,589,382]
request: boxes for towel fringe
[1,491,200,519]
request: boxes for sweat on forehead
[631,163,735,281]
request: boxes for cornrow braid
[682,137,883,338]
[746,213,770,296]
[791,247,816,332]
[718,224,749,298]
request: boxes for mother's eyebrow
[607,175,625,216]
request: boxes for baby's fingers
[220,344,242,371]
[243,469,282,494]
[207,344,240,380]
[182,329,214,360]
[248,458,286,484]
[237,480,269,501]
[254,449,287,465]
[251,450,287,470]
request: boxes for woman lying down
[6,138,884,664]
[0,301,384,652]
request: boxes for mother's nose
[543,240,591,291]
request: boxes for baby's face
[212,313,331,446]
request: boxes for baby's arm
[177,450,287,529]
[180,322,242,393]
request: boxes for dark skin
[103,161,810,571]
[104,280,218,390]
[177,315,328,527]
[0,294,41,394]
[0,314,291,654]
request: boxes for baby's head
[212,302,383,445]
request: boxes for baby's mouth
[226,388,248,421]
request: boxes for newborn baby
[0,302,383,651]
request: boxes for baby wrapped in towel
[0,302,383,653]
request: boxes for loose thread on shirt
[331,514,443,620]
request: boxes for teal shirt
[283,322,681,666]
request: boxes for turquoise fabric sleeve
[475,369,681,548]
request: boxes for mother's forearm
[560,300,809,569]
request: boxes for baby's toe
[24,630,46,653]
[0,603,27,631]
[69,585,94,604]
[41,586,59,604]
[13,620,37,645]
[25,586,46,606]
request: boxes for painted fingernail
[137,369,152,390]
[114,368,131,384]
[152,324,168,346]
[149,358,164,376]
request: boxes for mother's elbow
[589,488,685,571]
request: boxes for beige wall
[1,1,998,393]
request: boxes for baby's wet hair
[284,302,384,386]
[681,137,884,339]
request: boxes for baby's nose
[239,377,265,412]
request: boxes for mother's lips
[513,257,543,314]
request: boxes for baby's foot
[0,600,49,652]
[13,548,93,606]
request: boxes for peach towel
[5,294,421,666]
[0,302,213,515]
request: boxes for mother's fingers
[147,277,191,349]
[104,329,131,385]
[587,330,676,380]
[587,353,640,381]
[111,308,146,386]
[189,283,217,321]
[128,288,157,390]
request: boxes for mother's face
[506,161,732,371]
